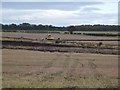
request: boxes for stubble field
[2,49,118,88]
[2,32,118,45]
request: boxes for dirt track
[2,49,118,88]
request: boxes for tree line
[1,23,119,32]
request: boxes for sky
[1,0,119,26]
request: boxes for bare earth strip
[2,49,118,88]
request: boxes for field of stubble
[2,32,118,45]
[2,49,118,88]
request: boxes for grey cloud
[81,7,101,12]
[3,2,104,11]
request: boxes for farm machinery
[2,33,119,50]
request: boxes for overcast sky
[2,1,119,26]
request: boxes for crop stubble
[2,49,118,88]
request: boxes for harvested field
[2,32,118,39]
[2,32,118,45]
[2,49,118,88]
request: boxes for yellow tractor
[45,34,55,40]
[44,34,61,43]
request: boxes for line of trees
[1,23,119,32]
